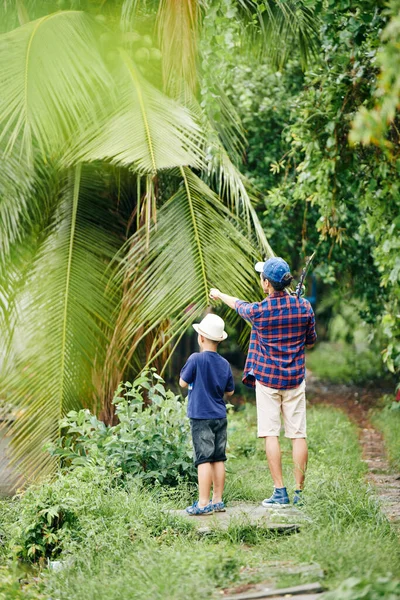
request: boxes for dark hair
[263,272,293,291]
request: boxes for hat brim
[192,323,228,341]
[255,261,265,273]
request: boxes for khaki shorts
[255,379,306,438]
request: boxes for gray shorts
[190,418,228,467]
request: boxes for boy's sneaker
[262,487,290,508]
[293,490,304,506]
[211,501,226,512]
[185,501,214,516]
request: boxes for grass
[372,398,400,471]
[0,404,399,599]
[306,341,388,385]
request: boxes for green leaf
[4,165,120,479]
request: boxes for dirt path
[307,372,400,526]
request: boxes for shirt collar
[269,291,289,298]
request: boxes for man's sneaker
[211,501,226,512]
[185,501,214,516]
[293,490,304,506]
[262,487,290,508]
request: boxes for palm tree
[0,0,318,480]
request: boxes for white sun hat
[192,314,228,341]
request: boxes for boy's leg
[265,436,284,488]
[211,418,228,504]
[197,463,213,507]
[211,461,225,503]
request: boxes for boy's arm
[224,367,235,398]
[179,355,196,389]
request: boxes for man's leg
[197,462,213,507]
[281,380,307,491]
[292,438,308,489]
[265,436,284,488]
[211,461,225,503]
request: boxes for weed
[51,370,196,486]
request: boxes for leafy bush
[10,483,82,563]
[373,395,400,471]
[51,369,196,486]
[324,576,400,600]
[306,341,387,385]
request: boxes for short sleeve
[180,354,197,384]
[225,368,235,393]
[305,308,317,345]
[235,300,262,324]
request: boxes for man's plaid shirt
[235,291,317,390]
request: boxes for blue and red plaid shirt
[235,291,317,390]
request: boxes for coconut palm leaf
[204,138,274,258]
[68,49,204,173]
[111,167,260,367]
[3,165,121,480]
[0,10,111,166]
[0,143,33,257]
[156,0,200,98]
[0,152,61,347]
[238,0,319,69]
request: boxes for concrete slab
[223,581,324,599]
[168,503,304,533]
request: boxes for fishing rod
[293,251,316,299]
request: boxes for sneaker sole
[186,511,214,516]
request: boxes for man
[209,256,316,507]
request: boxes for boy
[179,313,234,515]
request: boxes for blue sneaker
[262,487,290,508]
[293,490,303,506]
[211,501,226,512]
[185,501,214,516]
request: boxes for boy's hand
[209,288,221,300]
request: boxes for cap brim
[192,323,228,341]
[254,262,265,273]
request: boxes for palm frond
[156,0,200,99]
[3,165,120,480]
[68,49,205,173]
[120,0,160,31]
[0,143,33,257]
[237,0,319,69]
[0,10,111,166]
[111,167,260,367]
[200,127,273,258]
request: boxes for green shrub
[10,484,82,563]
[323,576,400,600]
[306,342,387,385]
[51,369,196,486]
[372,396,400,471]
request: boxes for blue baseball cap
[254,257,291,284]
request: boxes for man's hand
[210,288,239,310]
[209,288,221,300]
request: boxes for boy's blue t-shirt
[180,351,235,419]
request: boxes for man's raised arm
[209,288,238,310]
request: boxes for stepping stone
[168,503,303,534]
[260,561,324,579]
[223,581,324,599]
